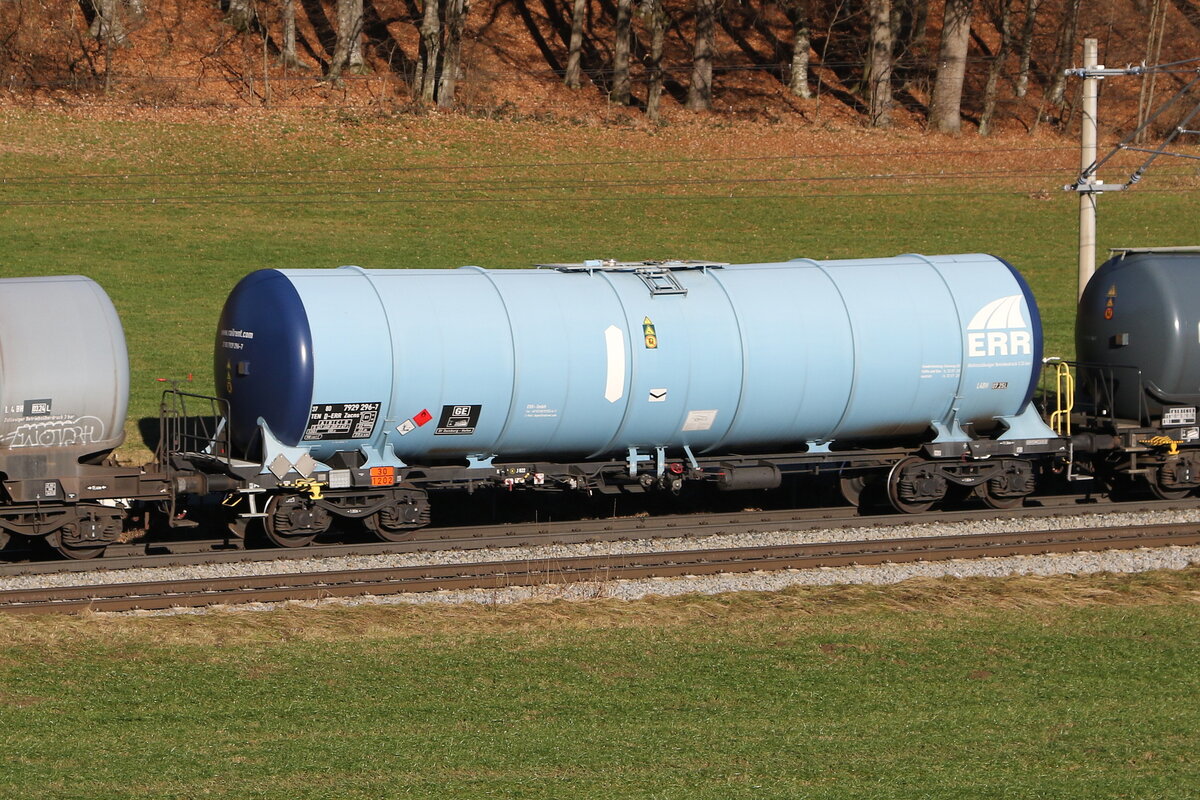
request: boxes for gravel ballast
[5,508,1200,615]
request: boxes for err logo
[966,295,1032,358]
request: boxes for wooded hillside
[1,0,1197,135]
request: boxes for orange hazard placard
[370,466,396,486]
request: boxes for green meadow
[2,573,1199,799]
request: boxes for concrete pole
[1079,38,1099,300]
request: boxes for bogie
[261,494,330,548]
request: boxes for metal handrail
[1045,359,1150,427]
[157,390,233,470]
[1049,361,1075,436]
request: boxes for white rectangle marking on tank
[303,402,381,440]
[648,388,667,402]
[604,325,625,403]
[524,403,559,419]
[682,409,718,432]
[1163,407,1197,426]
[920,364,960,380]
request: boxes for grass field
[2,572,1199,799]
[3,107,1199,456]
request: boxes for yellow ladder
[1049,361,1074,436]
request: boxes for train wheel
[1147,459,1197,500]
[56,545,106,560]
[49,512,118,560]
[363,497,428,542]
[975,484,1024,510]
[262,494,330,548]
[363,514,416,542]
[838,474,869,507]
[886,457,942,514]
[1146,475,1191,501]
[53,538,107,560]
[977,461,1036,510]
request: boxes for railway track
[3,521,1199,615]
[0,491,1185,578]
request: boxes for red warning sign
[1104,308,1114,320]
[414,408,433,426]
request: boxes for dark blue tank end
[215,269,314,454]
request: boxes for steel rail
[3,522,1198,615]
[2,492,1187,578]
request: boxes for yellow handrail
[1049,362,1074,436]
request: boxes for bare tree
[349,0,365,71]
[866,0,893,126]
[1014,0,1041,97]
[642,0,667,119]
[1043,0,1080,107]
[1028,0,1079,132]
[611,0,632,104]
[437,0,467,107]
[565,0,587,88]
[907,0,930,52]
[281,0,300,69]
[416,0,442,101]
[783,0,812,98]
[979,0,1013,135]
[929,0,974,133]
[686,0,716,111]
[88,0,128,44]
[1136,0,1168,142]
[226,0,257,31]
[328,0,365,81]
